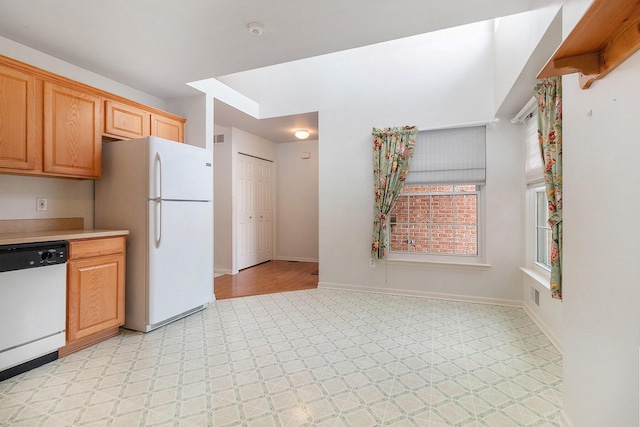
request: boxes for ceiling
[214,100,318,143]
[0,0,536,142]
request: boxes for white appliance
[95,136,214,332]
[0,241,67,381]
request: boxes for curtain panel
[535,76,563,300]
[371,126,418,259]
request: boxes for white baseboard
[523,301,562,354]
[317,282,522,307]
[276,256,319,263]
[214,270,234,277]
[559,410,574,427]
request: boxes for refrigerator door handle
[155,199,162,247]
[154,152,162,247]
[155,152,163,201]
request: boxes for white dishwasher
[0,240,67,381]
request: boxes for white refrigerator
[95,136,213,332]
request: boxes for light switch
[302,152,311,159]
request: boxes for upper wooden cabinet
[104,99,151,140]
[43,82,102,178]
[0,55,186,179]
[104,99,185,143]
[152,113,185,143]
[0,64,36,171]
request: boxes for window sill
[385,257,491,270]
[520,267,551,290]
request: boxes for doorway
[237,153,273,270]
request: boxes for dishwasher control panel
[0,241,68,273]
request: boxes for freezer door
[147,137,213,202]
[148,199,213,326]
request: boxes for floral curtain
[535,76,563,300]
[371,126,418,259]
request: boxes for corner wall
[220,21,526,304]
[276,140,319,262]
[560,2,640,423]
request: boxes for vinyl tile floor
[0,289,562,426]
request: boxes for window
[522,103,552,273]
[535,187,552,270]
[389,184,480,256]
[389,126,485,261]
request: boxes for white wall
[276,140,319,262]
[0,175,95,227]
[213,125,233,274]
[493,3,562,116]
[522,270,563,352]
[167,94,210,149]
[220,21,526,304]
[493,3,564,349]
[0,36,166,109]
[560,1,640,425]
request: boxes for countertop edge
[0,229,130,246]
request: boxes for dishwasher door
[0,262,66,374]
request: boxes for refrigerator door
[147,198,213,327]
[147,136,213,202]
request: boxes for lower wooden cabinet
[60,236,125,357]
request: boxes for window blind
[525,112,544,184]
[406,125,486,185]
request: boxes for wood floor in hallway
[214,260,318,300]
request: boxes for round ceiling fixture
[247,22,264,35]
[294,129,310,140]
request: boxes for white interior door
[237,155,255,270]
[255,160,272,264]
[237,154,273,270]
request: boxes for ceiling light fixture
[294,129,310,140]
[247,22,264,35]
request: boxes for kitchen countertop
[0,229,129,246]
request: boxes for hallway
[214,260,318,300]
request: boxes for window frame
[534,186,552,272]
[386,183,485,265]
[522,107,552,281]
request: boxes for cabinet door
[43,82,102,178]
[0,64,36,170]
[67,253,125,342]
[151,113,184,143]
[104,99,150,140]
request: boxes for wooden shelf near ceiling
[537,0,640,89]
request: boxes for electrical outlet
[370,258,375,267]
[36,197,47,211]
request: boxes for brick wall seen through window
[389,185,479,255]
